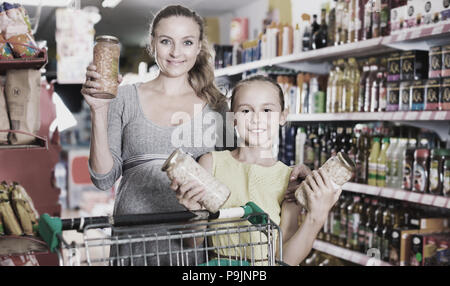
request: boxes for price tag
[433,197,447,208]
[421,194,435,205]
[394,190,406,200]
[408,192,421,203]
[381,188,394,198]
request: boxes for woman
[81,5,309,266]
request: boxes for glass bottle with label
[368,137,381,186]
[348,195,362,250]
[380,0,390,36]
[363,0,373,40]
[402,139,416,191]
[339,194,352,247]
[371,0,381,37]
[358,60,370,112]
[358,196,369,252]
[378,58,388,111]
[392,138,408,188]
[381,202,394,261]
[364,198,378,253]
[369,62,379,112]
[385,138,398,187]
[355,125,370,184]
[412,148,430,193]
[377,137,390,187]
[326,62,337,113]
[443,159,450,197]
[328,0,337,47]
[304,126,315,170]
[372,199,386,252]
[333,60,345,113]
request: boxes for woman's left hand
[284,164,312,203]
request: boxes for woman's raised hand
[170,179,206,211]
[81,64,122,112]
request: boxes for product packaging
[92,35,120,99]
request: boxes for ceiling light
[14,0,73,7]
[102,0,122,8]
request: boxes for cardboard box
[410,232,450,266]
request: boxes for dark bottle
[358,0,366,41]
[338,194,352,247]
[356,125,370,184]
[304,126,315,170]
[326,126,335,159]
[364,198,377,253]
[381,202,393,261]
[358,60,370,112]
[380,0,390,36]
[313,126,321,170]
[378,58,388,111]
[346,195,362,250]
[366,58,379,112]
[363,0,373,40]
[347,126,357,164]
[313,9,328,49]
[320,125,329,166]
[336,126,345,155]
[358,196,370,252]
[331,194,345,244]
[372,199,386,252]
[328,0,337,46]
[309,14,321,50]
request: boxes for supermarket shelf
[312,240,391,266]
[0,49,48,74]
[214,21,450,77]
[286,111,450,122]
[342,182,450,209]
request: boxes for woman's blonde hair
[148,5,226,110]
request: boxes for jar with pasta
[92,35,120,99]
[295,152,355,212]
[162,149,231,213]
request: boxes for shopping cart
[38,202,285,266]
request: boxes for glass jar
[295,152,355,212]
[92,35,120,99]
[162,149,231,213]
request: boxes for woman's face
[233,82,286,148]
[152,16,202,78]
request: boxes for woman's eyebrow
[158,35,196,39]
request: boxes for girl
[172,75,341,266]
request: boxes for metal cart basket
[38,202,285,266]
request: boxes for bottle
[369,61,379,112]
[301,14,312,51]
[402,139,416,191]
[313,126,322,170]
[380,0,390,36]
[335,0,344,45]
[385,138,398,187]
[313,9,328,49]
[371,0,381,38]
[381,202,393,261]
[412,148,430,193]
[358,60,370,112]
[342,59,352,112]
[364,198,378,252]
[330,195,343,244]
[349,58,361,112]
[363,0,373,40]
[368,137,381,186]
[358,196,370,252]
[319,125,328,167]
[377,58,388,111]
[304,126,315,170]
[293,23,302,54]
[347,127,357,165]
[346,195,362,250]
[328,0,337,47]
[443,158,450,197]
[377,137,390,187]
[327,63,337,113]
[355,125,369,184]
[335,60,346,113]
[392,138,408,188]
[357,0,366,41]
[340,0,349,45]
[372,199,386,252]
[295,127,307,165]
[309,76,320,113]
[310,14,321,50]
[339,194,352,247]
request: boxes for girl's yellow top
[209,150,292,265]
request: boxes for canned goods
[92,35,121,99]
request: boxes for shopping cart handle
[38,213,62,253]
[243,202,268,225]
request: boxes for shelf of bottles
[214,19,450,78]
[343,182,450,209]
[287,110,450,122]
[312,239,391,266]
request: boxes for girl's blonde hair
[148,5,226,110]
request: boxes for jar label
[413,164,427,192]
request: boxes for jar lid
[95,35,120,44]
[337,152,356,173]
[161,149,183,172]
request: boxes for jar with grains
[295,152,355,212]
[162,149,231,213]
[92,35,120,99]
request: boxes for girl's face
[233,82,287,148]
[152,16,201,78]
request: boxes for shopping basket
[38,202,285,266]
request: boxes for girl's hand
[302,168,342,224]
[80,64,123,112]
[284,164,312,202]
[170,179,206,211]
